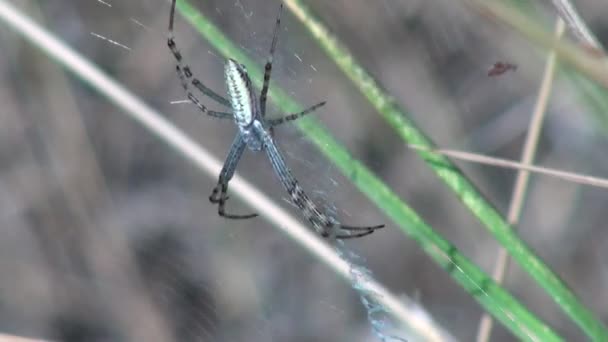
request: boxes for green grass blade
[174,1,563,340]
[277,0,608,340]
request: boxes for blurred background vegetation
[0,0,607,341]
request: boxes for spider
[167,0,384,239]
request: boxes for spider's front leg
[167,0,233,118]
[209,134,258,220]
[267,101,326,127]
[266,101,326,138]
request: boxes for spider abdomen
[225,59,256,127]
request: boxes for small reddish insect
[487,62,517,77]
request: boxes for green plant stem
[278,0,608,340]
[174,1,563,340]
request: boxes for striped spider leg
[168,1,384,238]
[256,120,384,239]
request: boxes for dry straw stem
[0,1,452,340]
[464,0,608,88]
[407,145,608,191]
[476,18,566,342]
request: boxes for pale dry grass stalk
[474,18,566,342]
[408,145,608,190]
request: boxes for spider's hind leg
[261,126,384,240]
[321,228,377,240]
[324,219,385,240]
[208,134,258,220]
[340,223,385,231]
[210,182,258,220]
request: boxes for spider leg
[259,4,283,118]
[192,79,231,108]
[267,101,326,127]
[256,122,383,239]
[199,109,232,119]
[168,0,232,118]
[324,229,376,239]
[340,223,385,231]
[209,134,258,219]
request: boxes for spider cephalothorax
[167,0,383,239]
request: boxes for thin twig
[408,144,608,190]
[0,1,451,340]
[475,18,566,342]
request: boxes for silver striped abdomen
[225,59,255,127]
